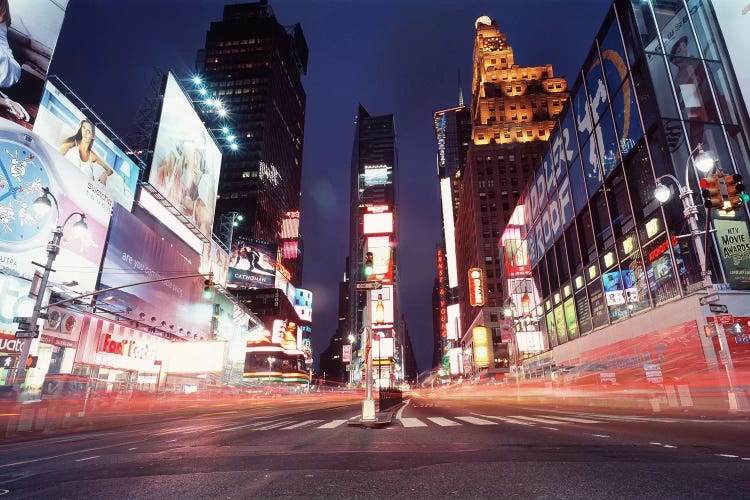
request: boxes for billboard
[165,341,226,373]
[370,285,394,330]
[33,81,139,210]
[366,235,393,283]
[148,73,221,238]
[363,211,393,235]
[199,238,229,289]
[293,288,312,323]
[373,335,394,360]
[0,0,68,129]
[227,238,277,289]
[0,120,112,294]
[468,268,485,307]
[98,204,211,337]
[472,326,490,368]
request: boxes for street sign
[699,293,720,305]
[15,329,39,339]
[356,280,382,290]
[709,304,728,314]
[716,314,734,326]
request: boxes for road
[1,391,749,499]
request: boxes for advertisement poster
[554,304,567,344]
[563,297,579,340]
[148,73,221,238]
[98,204,210,337]
[366,235,393,284]
[589,282,608,330]
[0,0,68,129]
[0,121,111,294]
[293,288,312,323]
[227,238,277,289]
[713,219,750,290]
[575,290,592,334]
[370,284,394,330]
[199,239,229,289]
[33,81,139,210]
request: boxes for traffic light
[724,173,749,209]
[203,276,214,300]
[26,355,38,369]
[700,174,723,209]
[364,252,374,278]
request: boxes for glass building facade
[503,0,750,353]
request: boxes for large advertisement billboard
[199,239,229,289]
[227,238,277,289]
[98,204,211,337]
[148,73,221,238]
[0,121,112,294]
[293,288,312,323]
[370,285,394,330]
[366,235,393,284]
[33,81,139,210]
[0,0,68,129]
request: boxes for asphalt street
[1,392,749,499]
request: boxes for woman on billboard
[59,119,114,185]
[0,0,27,122]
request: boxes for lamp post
[12,187,88,391]
[267,356,276,383]
[653,143,749,412]
[219,211,244,250]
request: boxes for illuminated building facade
[499,0,750,403]
[198,1,308,285]
[454,16,568,378]
[347,105,404,386]
[432,104,471,372]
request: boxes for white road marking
[509,415,567,425]
[650,442,663,446]
[455,416,497,426]
[281,420,323,430]
[742,458,750,461]
[543,426,560,431]
[473,414,534,426]
[395,399,411,420]
[75,456,100,462]
[128,448,137,451]
[166,439,177,443]
[427,417,461,426]
[318,419,348,429]
[255,419,296,431]
[539,416,602,424]
[717,454,738,458]
[663,445,677,448]
[592,434,610,438]
[400,418,428,427]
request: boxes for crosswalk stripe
[400,417,428,427]
[455,416,497,426]
[427,417,461,426]
[509,415,567,424]
[255,419,296,431]
[538,415,602,424]
[318,419,349,429]
[477,414,534,426]
[281,420,323,430]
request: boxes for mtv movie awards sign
[714,219,750,290]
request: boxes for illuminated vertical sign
[473,326,490,368]
[468,268,485,307]
[440,178,458,287]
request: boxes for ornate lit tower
[454,15,568,379]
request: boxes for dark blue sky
[50,0,611,372]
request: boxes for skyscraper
[347,105,404,386]
[454,16,568,379]
[197,1,308,285]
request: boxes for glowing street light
[192,76,202,85]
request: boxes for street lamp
[652,143,749,411]
[267,356,276,382]
[12,187,88,391]
[220,212,244,249]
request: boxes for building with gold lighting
[454,16,568,379]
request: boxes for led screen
[165,341,226,373]
[0,0,68,129]
[366,235,393,283]
[98,204,211,337]
[293,288,312,323]
[373,336,394,359]
[0,121,112,295]
[34,81,139,210]
[472,326,490,368]
[363,212,393,235]
[148,73,221,237]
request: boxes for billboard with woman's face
[148,73,222,238]
[0,0,69,129]
[33,81,140,210]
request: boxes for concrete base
[361,399,376,421]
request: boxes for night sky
[50,0,611,372]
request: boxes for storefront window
[646,52,681,120]
[726,125,750,179]
[607,168,636,241]
[588,278,609,330]
[686,0,721,61]
[624,142,658,225]
[668,57,719,144]
[590,191,614,253]
[630,57,659,130]
[554,303,567,345]
[705,61,738,126]
[536,257,550,299]
[568,157,588,215]
[546,247,559,293]
[643,232,682,305]
[566,225,583,276]
[629,0,659,51]
[546,309,558,348]
[621,252,652,315]
[611,77,644,158]
[598,108,621,179]
[577,208,597,266]
[575,287,593,335]
[563,297,579,340]
[556,238,570,284]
